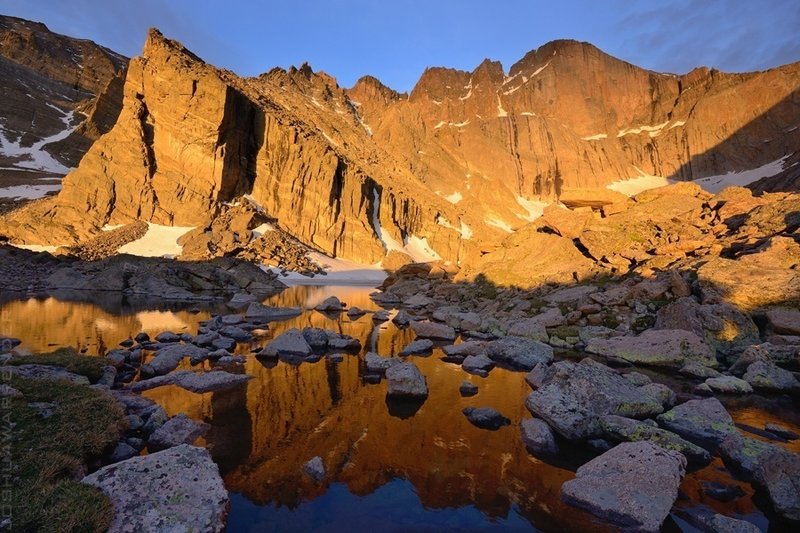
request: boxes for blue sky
[4,0,799,92]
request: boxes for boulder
[742,360,800,393]
[485,336,554,371]
[245,302,302,321]
[656,398,736,448]
[81,445,228,533]
[173,371,253,393]
[364,352,400,374]
[347,306,367,318]
[459,381,478,396]
[302,327,329,350]
[520,418,559,455]
[678,508,761,533]
[525,358,663,440]
[385,362,428,398]
[766,308,800,335]
[704,375,753,394]
[585,329,717,368]
[314,296,343,312]
[149,344,208,376]
[506,319,548,341]
[639,382,677,408]
[720,432,800,521]
[462,354,495,376]
[561,441,686,533]
[108,442,139,464]
[462,407,510,430]
[260,329,311,358]
[655,297,759,353]
[399,338,433,356]
[679,360,722,379]
[148,413,210,452]
[218,325,251,342]
[227,292,257,310]
[410,321,456,341]
[155,331,181,343]
[442,341,487,358]
[599,415,710,465]
[327,333,361,352]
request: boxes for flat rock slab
[176,371,253,393]
[399,338,433,356]
[82,444,228,532]
[6,364,90,385]
[656,397,736,449]
[586,329,717,369]
[561,441,687,532]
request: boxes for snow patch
[694,156,791,193]
[437,216,472,240]
[581,133,608,141]
[0,110,78,174]
[515,196,548,221]
[406,235,442,261]
[251,223,277,238]
[496,96,508,118]
[607,168,674,196]
[444,191,463,204]
[486,216,514,233]
[0,183,61,199]
[117,223,194,258]
[268,253,387,286]
[617,121,670,138]
[520,112,536,117]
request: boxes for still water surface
[2,285,798,532]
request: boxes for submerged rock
[385,362,428,398]
[462,407,510,430]
[561,441,687,532]
[82,445,228,533]
[459,381,478,396]
[245,302,302,321]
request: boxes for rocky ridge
[1,23,798,270]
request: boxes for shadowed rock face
[2,23,799,266]
[0,15,127,178]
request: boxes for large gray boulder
[82,445,228,532]
[586,328,717,368]
[525,358,663,440]
[720,432,800,522]
[561,441,687,532]
[656,398,736,449]
[260,328,312,358]
[766,307,800,335]
[385,362,428,398]
[148,413,210,452]
[655,297,760,353]
[462,354,495,376]
[486,336,553,371]
[599,415,710,465]
[742,360,800,393]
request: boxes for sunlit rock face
[2,23,799,265]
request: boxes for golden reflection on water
[3,285,800,530]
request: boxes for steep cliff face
[2,26,798,267]
[0,15,127,182]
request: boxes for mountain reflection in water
[1,284,795,531]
